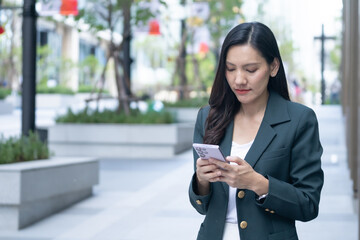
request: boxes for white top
[225,140,253,224]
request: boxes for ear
[270,58,280,77]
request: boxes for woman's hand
[195,158,222,195]
[208,156,269,196]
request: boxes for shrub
[37,85,75,95]
[0,88,11,100]
[77,85,109,94]
[55,108,175,124]
[0,132,50,164]
[164,97,209,108]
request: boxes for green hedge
[55,108,175,124]
[77,85,109,94]
[0,132,50,164]
[37,85,75,95]
[164,97,209,108]
[0,88,11,100]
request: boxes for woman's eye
[247,69,257,73]
[226,68,235,72]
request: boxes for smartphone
[192,143,227,162]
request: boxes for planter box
[48,123,194,159]
[0,100,13,115]
[0,157,99,230]
[168,107,199,123]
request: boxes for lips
[235,89,251,94]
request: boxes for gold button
[270,210,275,214]
[240,221,248,229]
[238,190,245,199]
[196,200,202,205]
[265,208,270,212]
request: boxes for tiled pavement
[0,105,357,239]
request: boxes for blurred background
[0,0,342,113]
[0,0,359,239]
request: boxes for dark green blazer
[189,91,324,240]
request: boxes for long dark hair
[203,22,290,144]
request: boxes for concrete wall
[168,107,198,123]
[0,157,99,230]
[48,123,194,159]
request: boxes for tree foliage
[171,0,245,100]
[194,0,245,60]
[74,0,166,114]
[0,1,22,91]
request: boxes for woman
[189,22,324,240]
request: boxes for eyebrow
[225,61,260,67]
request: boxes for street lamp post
[314,24,336,105]
[22,0,37,136]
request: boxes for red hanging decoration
[60,0,79,16]
[199,42,209,54]
[0,26,5,35]
[149,20,160,35]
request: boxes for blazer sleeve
[258,108,324,222]
[188,107,213,215]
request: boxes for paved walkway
[0,105,357,239]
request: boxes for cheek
[225,72,233,84]
[252,72,270,85]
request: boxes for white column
[61,24,79,92]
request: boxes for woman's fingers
[208,158,231,170]
[206,171,222,181]
[196,158,222,182]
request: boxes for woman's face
[225,44,279,106]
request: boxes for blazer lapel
[245,121,276,167]
[245,91,291,168]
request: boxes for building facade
[341,1,360,237]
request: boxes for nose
[235,70,247,85]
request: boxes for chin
[236,96,253,104]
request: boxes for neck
[239,91,269,118]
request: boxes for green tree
[0,1,22,91]
[79,55,102,88]
[270,21,298,74]
[197,0,245,61]
[37,45,55,87]
[329,16,342,74]
[75,0,166,114]
[172,0,244,100]
[36,44,77,93]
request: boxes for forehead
[226,44,265,64]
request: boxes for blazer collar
[262,90,290,126]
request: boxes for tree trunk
[178,18,188,100]
[122,0,132,96]
[112,42,130,114]
[191,54,201,92]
